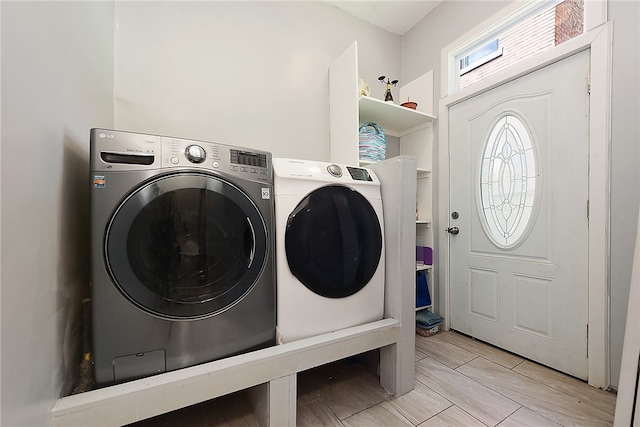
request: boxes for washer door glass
[284,185,382,298]
[106,172,267,319]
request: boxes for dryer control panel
[272,158,379,185]
[346,166,373,182]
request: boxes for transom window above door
[453,0,585,91]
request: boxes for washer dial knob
[327,164,342,177]
[185,145,206,163]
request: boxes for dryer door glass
[106,172,268,319]
[284,185,382,298]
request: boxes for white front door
[449,49,590,379]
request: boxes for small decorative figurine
[358,76,370,96]
[378,76,398,102]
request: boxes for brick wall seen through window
[460,0,584,90]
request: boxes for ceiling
[324,1,443,35]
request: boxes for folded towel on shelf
[415,309,443,327]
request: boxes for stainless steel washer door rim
[105,172,268,320]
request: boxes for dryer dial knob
[327,164,342,177]
[185,145,206,163]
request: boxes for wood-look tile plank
[297,359,377,403]
[417,406,488,427]
[415,335,477,369]
[512,360,617,415]
[126,405,206,427]
[126,391,259,427]
[202,391,258,427]
[315,362,389,420]
[342,401,414,427]
[416,347,429,361]
[436,331,524,369]
[386,379,453,425]
[497,407,562,427]
[457,357,614,427]
[297,364,334,406]
[297,399,343,427]
[415,357,521,426]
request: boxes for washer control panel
[163,137,269,180]
[90,128,271,182]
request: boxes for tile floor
[128,330,617,426]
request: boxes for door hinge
[587,74,591,95]
[587,200,590,220]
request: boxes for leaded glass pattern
[479,114,537,247]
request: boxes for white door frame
[438,22,613,388]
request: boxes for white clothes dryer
[273,158,385,343]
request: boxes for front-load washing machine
[273,158,385,343]
[90,128,275,386]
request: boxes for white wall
[0,2,114,425]
[113,1,402,162]
[402,0,640,389]
[607,0,640,390]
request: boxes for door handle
[446,226,460,235]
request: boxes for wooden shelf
[415,305,433,312]
[416,264,432,272]
[359,96,435,136]
[416,220,431,226]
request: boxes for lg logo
[99,133,115,139]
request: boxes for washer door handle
[245,217,256,267]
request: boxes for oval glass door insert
[479,113,537,248]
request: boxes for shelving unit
[415,164,434,312]
[329,41,437,315]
